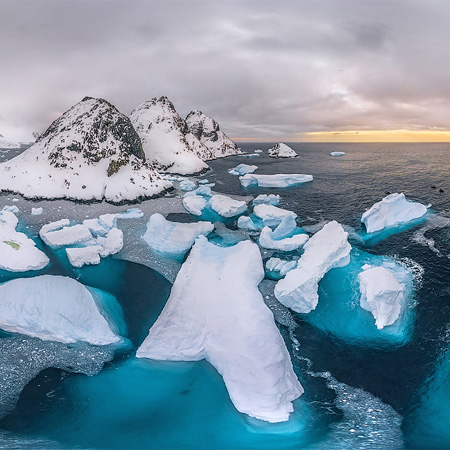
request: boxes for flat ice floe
[275,221,351,314]
[358,265,405,329]
[240,173,313,188]
[0,275,123,345]
[253,204,297,227]
[265,257,297,278]
[143,213,214,259]
[252,194,280,206]
[0,210,49,272]
[259,216,309,251]
[361,193,427,233]
[209,194,247,218]
[330,152,346,157]
[228,163,258,176]
[136,236,303,423]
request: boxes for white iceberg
[267,143,298,158]
[361,193,428,234]
[253,204,297,227]
[358,265,405,329]
[0,210,49,272]
[143,213,214,258]
[209,194,247,218]
[31,207,43,215]
[0,275,122,345]
[136,236,303,423]
[182,195,207,216]
[228,164,258,176]
[259,227,309,252]
[253,194,280,206]
[275,221,351,314]
[40,223,95,248]
[330,152,346,157]
[179,179,197,191]
[266,258,297,277]
[240,173,313,188]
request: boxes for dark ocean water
[0,142,449,449]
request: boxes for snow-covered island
[267,143,298,158]
[0,97,172,203]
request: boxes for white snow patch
[253,194,280,206]
[209,194,247,218]
[330,152,346,157]
[31,207,43,215]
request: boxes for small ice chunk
[267,143,298,158]
[179,179,197,191]
[252,194,280,206]
[275,221,351,313]
[136,236,303,423]
[228,163,258,176]
[66,245,102,268]
[358,266,404,329]
[114,208,144,220]
[259,226,309,251]
[361,193,427,233]
[2,205,19,213]
[0,275,122,345]
[198,179,210,185]
[240,173,313,188]
[195,185,213,197]
[330,152,346,157]
[266,257,297,277]
[143,213,214,258]
[31,207,43,215]
[209,194,247,218]
[237,215,261,231]
[253,204,297,227]
[182,195,207,216]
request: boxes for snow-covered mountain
[185,110,241,158]
[130,97,210,175]
[0,134,19,149]
[267,143,298,158]
[0,97,171,203]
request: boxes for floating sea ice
[66,245,102,268]
[194,185,213,197]
[271,215,297,240]
[237,215,261,231]
[2,205,19,213]
[275,221,351,313]
[259,216,309,251]
[209,194,247,218]
[254,149,263,153]
[143,213,214,258]
[267,143,298,158]
[361,193,428,233]
[253,204,297,227]
[240,173,313,188]
[252,194,280,206]
[266,257,297,277]
[0,275,124,345]
[228,163,258,176]
[238,153,260,158]
[179,179,197,191]
[330,152,346,157]
[0,210,49,272]
[136,236,303,423]
[40,223,95,248]
[182,195,207,216]
[31,207,43,215]
[358,265,404,329]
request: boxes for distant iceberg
[275,221,351,314]
[136,236,303,423]
[228,163,258,176]
[252,194,280,206]
[240,173,313,188]
[0,275,124,345]
[361,193,427,233]
[330,152,346,157]
[0,210,49,272]
[267,143,298,158]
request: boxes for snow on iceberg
[209,194,247,218]
[253,194,280,206]
[267,143,298,158]
[0,210,49,272]
[136,236,303,423]
[228,163,258,176]
[182,195,207,216]
[275,221,351,314]
[253,204,297,227]
[240,173,313,188]
[143,213,214,259]
[0,275,124,345]
[358,265,404,329]
[259,216,309,251]
[361,193,427,234]
[330,152,346,157]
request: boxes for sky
[2,0,450,143]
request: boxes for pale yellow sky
[234,130,450,143]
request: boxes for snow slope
[136,236,303,422]
[0,97,171,202]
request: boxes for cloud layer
[1,0,450,141]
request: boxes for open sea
[0,142,449,449]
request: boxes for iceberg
[209,194,247,218]
[240,173,313,188]
[40,223,95,248]
[253,204,297,227]
[136,236,303,423]
[275,221,351,314]
[358,265,404,329]
[0,275,123,345]
[179,179,197,191]
[143,213,214,259]
[253,194,280,206]
[259,216,309,251]
[267,143,298,158]
[228,163,258,176]
[2,205,19,213]
[330,152,346,157]
[266,258,297,278]
[361,193,428,233]
[66,245,102,268]
[0,210,49,272]
[182,195,207,216]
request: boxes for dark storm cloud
[1,0,450,141]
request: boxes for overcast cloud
[1,0,450,141]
